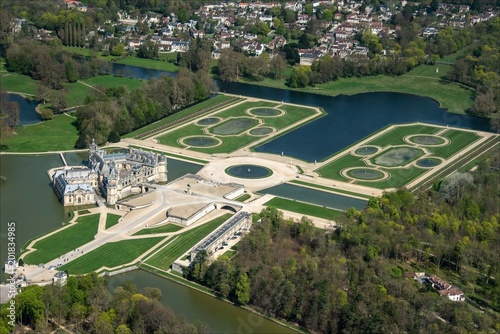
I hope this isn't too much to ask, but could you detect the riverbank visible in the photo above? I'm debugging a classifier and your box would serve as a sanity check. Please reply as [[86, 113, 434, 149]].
[[232, 63, 474, 115]]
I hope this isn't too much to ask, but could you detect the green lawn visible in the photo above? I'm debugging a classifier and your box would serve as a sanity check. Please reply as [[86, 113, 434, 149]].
[[0, 64, 38, 95], [214, 101, 278, 119], [366, 125, 441, 148], [1, 114, 79, 152], [234, 194, 251, 202], [264, 197, 344, 220], [23, 214, 100, 264], [133, 223, 184, 235], [105, 214, 121, 229], [145, 214, 231, 269], [156, 99, 319, 154], [405, 64, 451, 78], [124, 94, 236, 138], [59, 237, 165, 274], [356, 166, 428, 189], [114, 56, 179, 73], [316, 154, 366, 180], [63, 75, 145, 107], [428, 129, 481, 159]]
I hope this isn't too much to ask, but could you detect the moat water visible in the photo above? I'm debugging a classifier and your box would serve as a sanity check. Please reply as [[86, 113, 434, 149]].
[[6, 93, 41, 125]]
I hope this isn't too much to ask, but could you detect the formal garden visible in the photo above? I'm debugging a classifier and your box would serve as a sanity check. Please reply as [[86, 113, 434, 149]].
[[155, 99, 320, 154], [316, 123, 483, 189]]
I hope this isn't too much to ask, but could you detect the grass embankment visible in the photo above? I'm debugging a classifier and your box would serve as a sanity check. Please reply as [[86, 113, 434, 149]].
[[0, 113, 79, 152], [105, 214, 122, 229], [133, 223, 184, 235], [234, 194, 251, 202], [124, 94, 235, 138], [145, 214, 231, 269], [59, 237, 165, 274], [23, 214, 100, 264], [290, 180, 372, 199], [240, 63, 474, 114], [264, 197, 344, 220]]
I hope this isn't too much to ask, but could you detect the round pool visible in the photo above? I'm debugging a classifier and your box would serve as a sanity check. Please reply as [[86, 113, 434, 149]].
[[197, 117, 220, 126], [354, 146, 378, 155], [182, 136, 220, 147], [248, 108, 282, 117], [347, 168, 386, 180], [249, 127, 274, 136], [416, 157, 442, 168], [407, 135, 446, 146], [225, 165, 273, 179]]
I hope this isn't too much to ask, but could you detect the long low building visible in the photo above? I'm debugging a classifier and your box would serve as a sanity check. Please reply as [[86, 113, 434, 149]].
[[190, 212, 251, 260]]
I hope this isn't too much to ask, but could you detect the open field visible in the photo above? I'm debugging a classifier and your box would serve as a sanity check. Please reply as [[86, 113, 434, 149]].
[[240, 66, 475, 114], [264, 197, 344, 220], [133, 223, 184, 235], [23, 214, 100, 264], [114, 56, 179, 72], [105, 214, 122, 229], [59, 237, 165, 274], [145, 214, 231, 269], [0, 66, 38, 96], [0, 114, 79, 152], [156, 99, 318, 154], [317, 124, 484, 189]]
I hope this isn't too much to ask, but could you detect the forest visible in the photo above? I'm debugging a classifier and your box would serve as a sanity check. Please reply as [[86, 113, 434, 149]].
[[184, 150, 500, 333], [0, 273, 209, 333]]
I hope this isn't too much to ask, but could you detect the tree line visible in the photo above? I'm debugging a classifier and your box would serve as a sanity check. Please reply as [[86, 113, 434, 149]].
[[74, 67, 215, 148], [0, 273, 209, 333], [184, 150, 500, 333]]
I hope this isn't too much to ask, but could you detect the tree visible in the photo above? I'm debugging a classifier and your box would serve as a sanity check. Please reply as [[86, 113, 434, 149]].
[[137, 40, 159, 59], [235, 273, 251, 305], [269, 54, 287, 79], [111, 43, 125, 57], [288, 66, 312, 88]]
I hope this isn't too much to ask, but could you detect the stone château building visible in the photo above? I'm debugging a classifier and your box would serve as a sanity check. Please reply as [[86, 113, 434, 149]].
[[52, 140, 167, 206]]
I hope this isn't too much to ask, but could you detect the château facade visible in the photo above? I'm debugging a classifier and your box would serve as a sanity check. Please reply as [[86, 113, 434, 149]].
[[52, 140, 167, 206]]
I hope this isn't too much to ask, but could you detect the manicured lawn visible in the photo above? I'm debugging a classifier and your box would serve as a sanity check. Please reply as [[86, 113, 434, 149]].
[[234, 194, 251, 202], [59, 237, 165, 274], [114, 56, 179, 73], [366, 124, 441, 148], [157, 124, 206, 147], [356, 166, 428, 189], [214, 101, 278, 119], [133, 223, 184, 235], [316, 154, 366, 180], [428, 129, 480, 159], [156, 99, 319, 154], [1, 114, 79, 152], [145, 214, 231, 269], [223, 249, 237, 258], [124, 94, 236, 138], [290, 180, 372, 199], [23, 214, 100, 264], [105, 214, 122, 229], [316, 125, 482, 189], [264, 197, 344, 220], [406, 64, 451, 78]]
